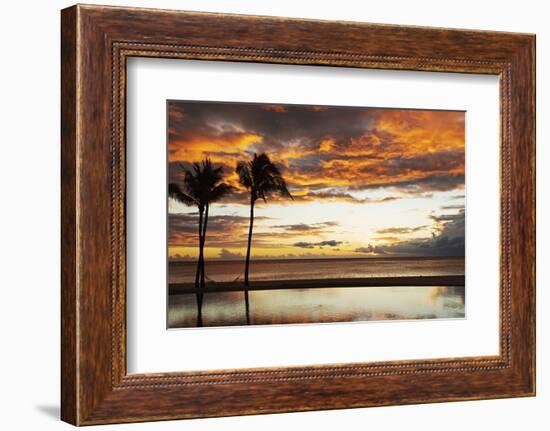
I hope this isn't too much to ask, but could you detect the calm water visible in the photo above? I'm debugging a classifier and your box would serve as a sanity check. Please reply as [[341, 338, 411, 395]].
[[168, 286, 465, 328], [168, 257, 465, 284], [167, 257, 465, 328]]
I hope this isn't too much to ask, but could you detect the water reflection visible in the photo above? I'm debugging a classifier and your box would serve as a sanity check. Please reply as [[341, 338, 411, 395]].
[[168, 285, 465, 329]]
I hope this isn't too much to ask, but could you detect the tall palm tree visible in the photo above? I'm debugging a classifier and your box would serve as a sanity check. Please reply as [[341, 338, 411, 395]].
[[169, 158, 233, 326], [236, 153, 293, 323]]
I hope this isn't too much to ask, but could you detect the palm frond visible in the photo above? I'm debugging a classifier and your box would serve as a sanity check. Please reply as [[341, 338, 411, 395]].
[[210, 183, 235, 202], [236, 160, 253, 189], [168, 183, 196, 206], [237, 152, 293, 203]]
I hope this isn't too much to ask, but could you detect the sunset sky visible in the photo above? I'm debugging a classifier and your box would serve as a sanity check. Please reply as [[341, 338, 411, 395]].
[[167, 101, 465, 260]]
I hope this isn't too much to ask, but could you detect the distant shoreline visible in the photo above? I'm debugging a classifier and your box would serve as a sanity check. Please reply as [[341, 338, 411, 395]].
[[168, 275, 465, 295], [169, 256, 466, 265]]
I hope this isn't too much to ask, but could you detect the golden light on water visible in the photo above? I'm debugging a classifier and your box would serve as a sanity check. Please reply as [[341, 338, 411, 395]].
[[168, 286, 465, 328]]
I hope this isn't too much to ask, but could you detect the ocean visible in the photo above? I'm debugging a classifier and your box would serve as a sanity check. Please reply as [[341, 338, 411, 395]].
[[168, 256, 465, 284], [167, 257, 465, 328]]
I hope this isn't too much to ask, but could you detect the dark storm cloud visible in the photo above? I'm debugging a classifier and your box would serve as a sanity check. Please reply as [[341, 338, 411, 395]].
[[381, 149, 464, 177], [273, 221, 338, 232], [293, 240, 343, 249], [430, 212, 463, 223], [376, 226, 428, 235], [168, 100, 375, 149], [355, 173, 465, 193], [355, 210, 465, 257], [441, 204, 465, 210], [168, 213, 273, 248], [292, 189, 401, 204], [250, 221, 339, 241], [168, 101, 465, 198]]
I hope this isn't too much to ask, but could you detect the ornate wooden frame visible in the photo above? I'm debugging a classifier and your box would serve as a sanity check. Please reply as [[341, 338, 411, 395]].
[[61, 4, 535, 425]]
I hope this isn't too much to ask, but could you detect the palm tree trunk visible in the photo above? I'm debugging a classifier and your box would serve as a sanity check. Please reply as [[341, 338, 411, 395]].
[[243, 198, 255, 324], [195, 208, 204, 327], [195, 209, 203, 289], [200, 204, 209, 290]]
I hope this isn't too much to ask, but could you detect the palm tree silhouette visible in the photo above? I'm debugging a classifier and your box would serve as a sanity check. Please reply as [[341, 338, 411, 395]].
[[169, 158, 233, 326], [236, 153, 293, 323]]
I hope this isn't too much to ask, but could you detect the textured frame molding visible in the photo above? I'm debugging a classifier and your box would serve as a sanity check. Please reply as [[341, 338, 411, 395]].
[[61, 4, 535, 425]]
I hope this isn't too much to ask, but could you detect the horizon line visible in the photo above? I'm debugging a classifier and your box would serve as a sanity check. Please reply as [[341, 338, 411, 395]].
[[168, 255, 465, 262]]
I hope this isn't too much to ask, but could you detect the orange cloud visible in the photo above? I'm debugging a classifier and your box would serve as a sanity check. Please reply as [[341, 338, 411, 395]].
[[371, 109, 465, 156], [319, 137, 335, 152], [168, 104, 465, 204], [168, 132, 263, 164]]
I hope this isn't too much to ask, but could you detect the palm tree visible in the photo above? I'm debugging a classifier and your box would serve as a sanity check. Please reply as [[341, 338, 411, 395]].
[[169, 158, 233, 326], [236, 153, 293, 323]]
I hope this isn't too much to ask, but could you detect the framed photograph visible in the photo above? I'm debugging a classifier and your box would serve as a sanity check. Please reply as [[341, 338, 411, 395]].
[[165, 100, 467, 329], [61, 4, 535, 425]]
